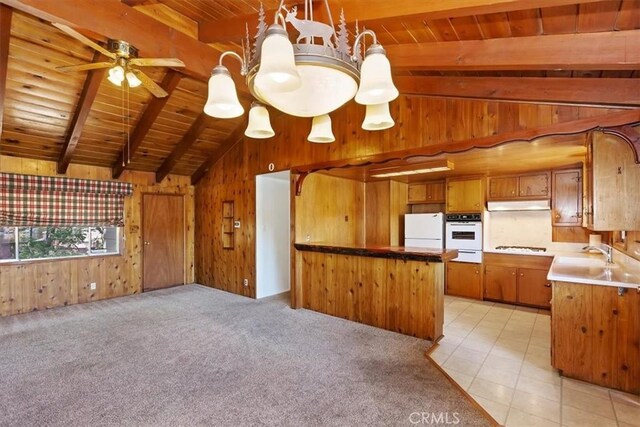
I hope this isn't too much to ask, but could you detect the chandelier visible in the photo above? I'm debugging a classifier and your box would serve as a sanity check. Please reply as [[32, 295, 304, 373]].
[[203, 0, 399, 142]]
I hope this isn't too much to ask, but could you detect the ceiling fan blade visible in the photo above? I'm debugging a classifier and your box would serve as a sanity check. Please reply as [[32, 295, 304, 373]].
[[128, 58, 185, 67], [56, 62, 114, 72], [52, 23, 116, 60], [132, 69, 169, 98]]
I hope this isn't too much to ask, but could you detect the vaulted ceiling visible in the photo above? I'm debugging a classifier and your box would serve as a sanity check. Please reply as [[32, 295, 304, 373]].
[[0, 0, 638, 182]]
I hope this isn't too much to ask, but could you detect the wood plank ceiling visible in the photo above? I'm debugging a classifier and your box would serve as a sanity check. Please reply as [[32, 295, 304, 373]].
[[0, 0, 638, 181]]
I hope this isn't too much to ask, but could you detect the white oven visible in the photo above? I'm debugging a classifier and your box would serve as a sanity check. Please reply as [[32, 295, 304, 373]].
[[445, 213, 483, 263]]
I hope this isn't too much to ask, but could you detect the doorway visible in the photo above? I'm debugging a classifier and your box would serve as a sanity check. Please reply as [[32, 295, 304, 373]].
[[142, 193, 185, 291], [256, 171, 291, 299]]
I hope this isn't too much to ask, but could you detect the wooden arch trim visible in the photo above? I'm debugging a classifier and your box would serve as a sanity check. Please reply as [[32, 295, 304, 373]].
[[292, 110, 640, 194]]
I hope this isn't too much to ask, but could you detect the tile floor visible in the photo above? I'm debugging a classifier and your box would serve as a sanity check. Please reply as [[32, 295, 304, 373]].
[[429, 295, 640, 427]]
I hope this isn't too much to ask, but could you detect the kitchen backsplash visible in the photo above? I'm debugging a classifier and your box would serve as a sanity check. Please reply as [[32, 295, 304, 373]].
[[484, 210, 553, 248]]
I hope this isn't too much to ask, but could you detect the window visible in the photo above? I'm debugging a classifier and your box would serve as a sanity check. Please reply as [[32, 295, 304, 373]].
[[0, 226, 120, 262]]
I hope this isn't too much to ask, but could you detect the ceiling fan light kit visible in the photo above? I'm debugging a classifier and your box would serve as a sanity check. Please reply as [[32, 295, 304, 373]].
[[52, 23, 185, 98], [205, 0, 399, 141]]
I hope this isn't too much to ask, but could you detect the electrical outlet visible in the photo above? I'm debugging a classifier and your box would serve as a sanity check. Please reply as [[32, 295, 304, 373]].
[[306, 234, 311, 242], [243, 278, 249, 287], [89, 282, 97, 291]]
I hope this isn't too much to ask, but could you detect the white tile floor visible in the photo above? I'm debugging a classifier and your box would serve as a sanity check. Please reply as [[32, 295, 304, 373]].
[[429, 295, 640, 427]]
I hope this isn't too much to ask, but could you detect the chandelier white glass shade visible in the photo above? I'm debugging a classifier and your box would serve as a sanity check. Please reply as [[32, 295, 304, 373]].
[[204, 64, 244, 119], [203, 0, 399, 141], [125, 71, 142, 88], [308, 114, 335, 143], [355, 45, 399, 105], [362, 102, 394, 131], [254, 24, 302, 94], [244, 103, 275, 139]]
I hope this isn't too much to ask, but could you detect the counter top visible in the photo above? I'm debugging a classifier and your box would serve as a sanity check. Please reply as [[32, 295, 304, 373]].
[[547, 252, 640, 290], [294, 243, 458, 263]]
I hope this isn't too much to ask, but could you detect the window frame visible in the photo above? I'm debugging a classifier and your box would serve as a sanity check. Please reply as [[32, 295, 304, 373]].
[[0, 226, 122, 264]]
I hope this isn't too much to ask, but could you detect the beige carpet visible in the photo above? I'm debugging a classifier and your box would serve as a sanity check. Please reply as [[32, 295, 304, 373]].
[[0, 284, 490, 426]]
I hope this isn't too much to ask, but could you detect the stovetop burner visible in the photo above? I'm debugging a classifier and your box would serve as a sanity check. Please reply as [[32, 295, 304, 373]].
[[495, 245, 547, 253]]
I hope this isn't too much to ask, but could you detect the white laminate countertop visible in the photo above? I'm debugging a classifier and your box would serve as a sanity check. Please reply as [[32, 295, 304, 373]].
[[547, 252, 640, 290]]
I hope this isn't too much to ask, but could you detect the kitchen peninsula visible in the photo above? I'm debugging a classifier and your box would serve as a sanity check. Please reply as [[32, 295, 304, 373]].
[[295, 243, 458, 341]]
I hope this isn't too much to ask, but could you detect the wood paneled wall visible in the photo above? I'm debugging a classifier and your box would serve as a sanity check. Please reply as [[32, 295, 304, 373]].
[[0, 156, 195, 317], [295, 173, 365, 247], [365, 180, 408, 246], [194, 96, 628, 298]]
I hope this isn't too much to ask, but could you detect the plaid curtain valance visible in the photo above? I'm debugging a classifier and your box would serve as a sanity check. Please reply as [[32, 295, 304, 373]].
[[0, 173, 134, 227]]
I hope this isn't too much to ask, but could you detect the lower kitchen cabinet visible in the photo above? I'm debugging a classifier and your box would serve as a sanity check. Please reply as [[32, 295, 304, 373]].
[[518, 268, 552, 307], [483, 253, 553, 308], [552, 281, 640, 394], [446, 261, 482, 299], [484, 265, 517, 303]]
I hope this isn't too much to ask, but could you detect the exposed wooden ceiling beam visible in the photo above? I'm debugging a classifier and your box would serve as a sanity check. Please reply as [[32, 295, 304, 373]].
[[112, 70, 182, 179], [387, 30, 640, 70], [156, 112, 211, 183], [0, 4, 12, 138], [57, 52, 105, 174], [395, 76, 640, 108], [0, 0, 237, 83], [198, 0, 605, 43], [191, 121, 246, 185]]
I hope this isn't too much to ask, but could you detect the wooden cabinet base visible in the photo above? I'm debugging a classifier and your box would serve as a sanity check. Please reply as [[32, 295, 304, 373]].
[[297, 251, 444, 341], [552, 282, 640, 394]]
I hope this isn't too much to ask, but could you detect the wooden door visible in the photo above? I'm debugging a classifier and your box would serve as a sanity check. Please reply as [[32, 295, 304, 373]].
[[446, 261, 482, 299], [425, 181, 446, 203], [488, 176, 518, 200], [484, 265, 517, 302], [552, 283, 592, 379], [552, 169, 582, 226], [447, 179, 482, 213], [518, 268, 551, 308], [519, 172, 550, 198], [407, 183, 426, 203], [143, 194, 185, 291]]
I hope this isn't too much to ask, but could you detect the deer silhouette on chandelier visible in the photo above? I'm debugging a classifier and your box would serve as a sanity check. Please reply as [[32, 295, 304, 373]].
[[283, 5, 336, 53]]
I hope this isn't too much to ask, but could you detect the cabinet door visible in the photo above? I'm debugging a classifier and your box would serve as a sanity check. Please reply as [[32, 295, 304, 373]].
[[518, 268, 552, 308], [447, 179, 483, 213], [484, 265, 517, 303], [425, 181, 446, 203], [408, 184, 427, 203], [552, 169, 582, 226], [446, 261, 482, 299], [551, 283, 593, 379], [488, 176, 518, 200], [519, 173, 550, 198]]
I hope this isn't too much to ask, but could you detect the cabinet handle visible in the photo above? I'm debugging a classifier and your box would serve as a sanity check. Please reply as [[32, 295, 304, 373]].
[[555, 213, 561, 219], [475, 270, 479, 274], [545, 283, 551, 288], [520, 273, 524, 277], [511, 191, 515, 194], [511, 272, 516, 275]]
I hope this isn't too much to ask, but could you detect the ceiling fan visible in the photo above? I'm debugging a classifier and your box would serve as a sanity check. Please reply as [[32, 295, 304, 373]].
[[52, 23, 185, 98]]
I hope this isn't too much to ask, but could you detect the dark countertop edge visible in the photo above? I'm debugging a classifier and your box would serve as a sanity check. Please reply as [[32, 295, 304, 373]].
[[294, 243, 457, 263]]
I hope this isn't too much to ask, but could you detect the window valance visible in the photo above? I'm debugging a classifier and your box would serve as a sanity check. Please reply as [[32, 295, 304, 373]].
[[0, 173, 133, 227]]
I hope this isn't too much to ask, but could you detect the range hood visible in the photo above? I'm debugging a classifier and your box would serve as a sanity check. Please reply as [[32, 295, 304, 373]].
[[487, 199, 551, 211]]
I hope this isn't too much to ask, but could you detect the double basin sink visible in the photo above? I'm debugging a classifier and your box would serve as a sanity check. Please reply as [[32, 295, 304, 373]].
[[547, 254, 640, 289]]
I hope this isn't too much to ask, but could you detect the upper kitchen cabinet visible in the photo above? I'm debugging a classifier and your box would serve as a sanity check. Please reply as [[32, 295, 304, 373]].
[[487, 172, 550, 201], [446, 177, 484, 213], [584, 132, 640, 231], [408, 181, 446, 204], [552, 169, 583, 227]]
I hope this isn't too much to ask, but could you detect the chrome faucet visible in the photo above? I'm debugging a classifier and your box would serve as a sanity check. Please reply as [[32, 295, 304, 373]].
[[582, 243, 614, 265]]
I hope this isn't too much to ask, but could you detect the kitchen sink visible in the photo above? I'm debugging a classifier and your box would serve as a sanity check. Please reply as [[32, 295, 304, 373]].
[[553, 256, 618, 268]]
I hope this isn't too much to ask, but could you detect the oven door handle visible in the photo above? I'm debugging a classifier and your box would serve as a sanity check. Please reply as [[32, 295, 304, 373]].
[[448, 223, 480, 226], [457, 250, 478, 254]]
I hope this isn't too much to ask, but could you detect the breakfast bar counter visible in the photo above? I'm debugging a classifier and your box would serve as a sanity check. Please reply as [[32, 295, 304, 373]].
[[294, 243, 458, 341]]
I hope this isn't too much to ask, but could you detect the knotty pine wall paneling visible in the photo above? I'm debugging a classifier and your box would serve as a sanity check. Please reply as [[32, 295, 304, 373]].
[[0, 156, 195, 317], [195, 96, 628, 298]]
